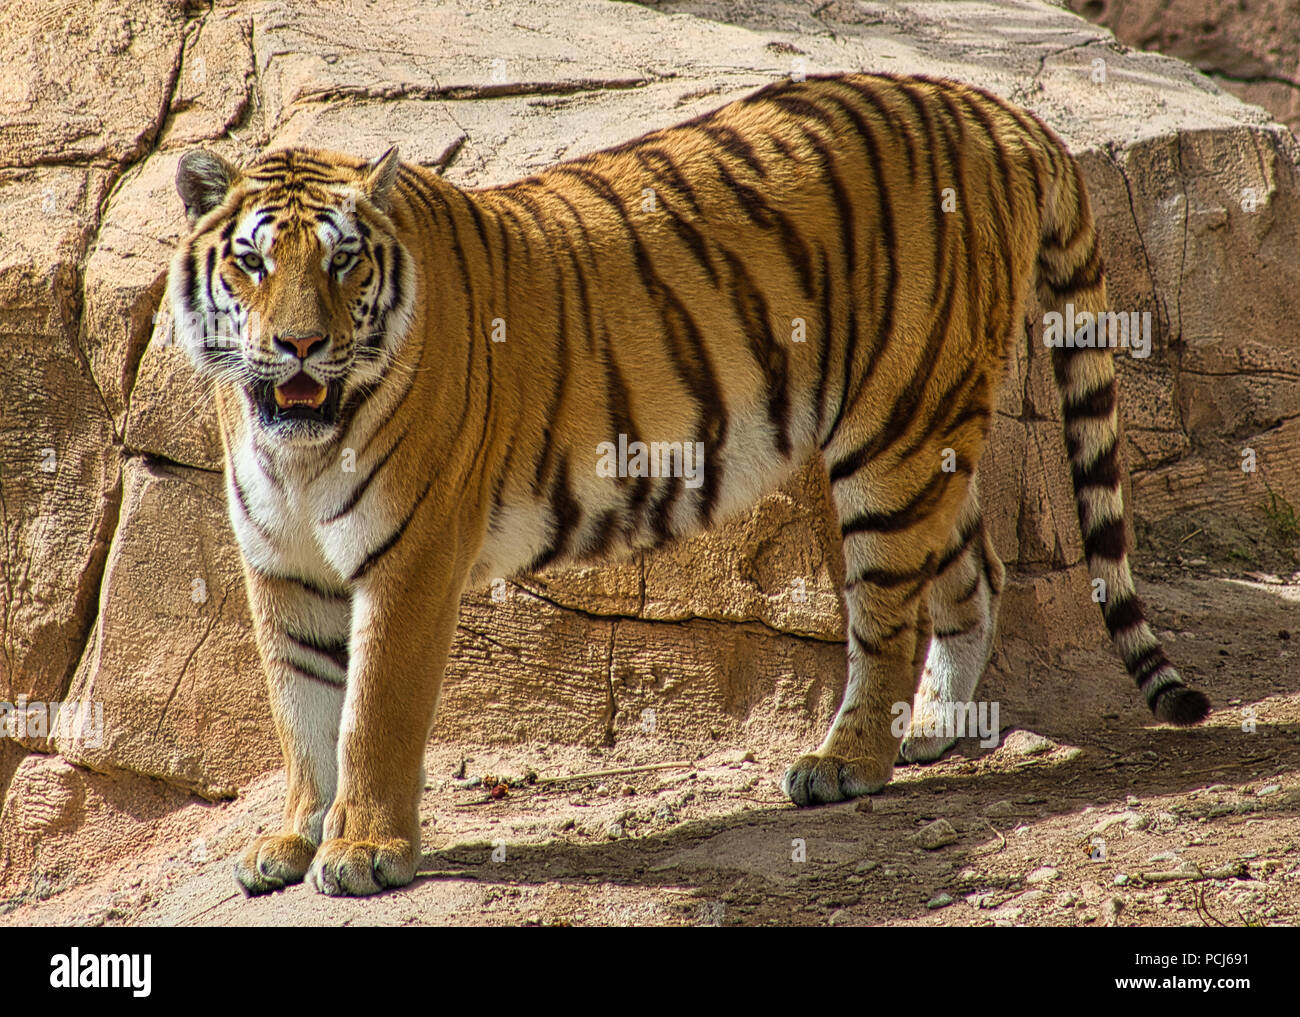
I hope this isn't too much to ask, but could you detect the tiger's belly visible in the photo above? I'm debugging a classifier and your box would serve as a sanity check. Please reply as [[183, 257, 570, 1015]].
[[469, 402, 816, 590]]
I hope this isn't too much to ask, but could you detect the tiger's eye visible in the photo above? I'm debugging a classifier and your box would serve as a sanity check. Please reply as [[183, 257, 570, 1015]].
[[239, 251, 263, 273], [332, 250, 353, 269]]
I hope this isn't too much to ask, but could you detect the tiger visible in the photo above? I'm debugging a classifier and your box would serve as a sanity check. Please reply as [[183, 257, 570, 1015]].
[[167, 71, 1211, 898]]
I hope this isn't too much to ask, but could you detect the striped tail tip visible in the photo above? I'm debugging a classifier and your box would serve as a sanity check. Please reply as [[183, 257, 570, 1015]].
[[1152, 685, 1211, 726]]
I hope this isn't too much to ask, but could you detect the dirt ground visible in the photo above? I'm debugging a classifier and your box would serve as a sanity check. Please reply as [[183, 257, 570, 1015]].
[[2, 559, 1298, 928]]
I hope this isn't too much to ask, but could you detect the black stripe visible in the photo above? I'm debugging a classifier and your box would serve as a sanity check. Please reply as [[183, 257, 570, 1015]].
[[852, 618, 909, 655], [277, 658, 346, 688], [286, 632, 349, 673], [228, 467, 274, 541], [951, 568, 982, 606], [887, 364, 987, 468], [894, 80, 948, 308], [635, 148, 705, 219], [934, 622, 977, 639], [551, 165, 729, 524], [820, 303, 858, 452], [707, 155, 816, 299], [1128, 644, 1170, 686], [811, 247, 834, 440], [251, 566, 350, 602], [718, 247, 791, 458], [1042, 240, 1104, 297], [1103, 593, 1145, 639], [936, 515, 981, 576], [1072, 443, 1121, 493], [1083, 516, 1127, 562], [585, 509, 621, 559], [1064, 381, 1116, 419], [841, 464, 968, 537], [846, 561, 932, 591], [601, 343, 654, 531], [837, 77, 918, 180], [322, 430, 407, 523], [529, 458, 583, 572], [702, 124, 768, 178], [530, 268, 570, 496], [204, 246, 218, 314], [349, 473, 435, 582]]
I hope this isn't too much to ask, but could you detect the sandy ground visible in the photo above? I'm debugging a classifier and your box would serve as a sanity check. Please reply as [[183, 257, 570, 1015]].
[[2, 563, 1298, 927]]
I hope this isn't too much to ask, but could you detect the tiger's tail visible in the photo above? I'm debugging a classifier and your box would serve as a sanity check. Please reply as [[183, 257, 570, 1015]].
[[1035, 156, 1210, 726]]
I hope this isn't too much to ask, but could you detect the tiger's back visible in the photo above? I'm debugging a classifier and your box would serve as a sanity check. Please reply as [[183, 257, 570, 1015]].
[[470, 73, 1046, 580], [168, 71, 1208, 898]]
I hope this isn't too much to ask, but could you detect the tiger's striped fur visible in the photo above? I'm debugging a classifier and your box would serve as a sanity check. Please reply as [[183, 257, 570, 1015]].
[[168, 72, 1209, 898]]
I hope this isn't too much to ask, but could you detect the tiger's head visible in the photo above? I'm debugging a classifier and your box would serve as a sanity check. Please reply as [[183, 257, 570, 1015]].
[[167, 146, 415, 446]]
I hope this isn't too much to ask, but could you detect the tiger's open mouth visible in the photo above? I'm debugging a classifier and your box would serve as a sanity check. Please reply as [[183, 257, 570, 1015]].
[[253, 372, 342, 429]]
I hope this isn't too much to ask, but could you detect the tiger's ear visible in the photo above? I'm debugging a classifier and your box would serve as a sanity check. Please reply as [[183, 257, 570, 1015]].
[[176, 150, 240, 223], [363, 146, 401, 211]]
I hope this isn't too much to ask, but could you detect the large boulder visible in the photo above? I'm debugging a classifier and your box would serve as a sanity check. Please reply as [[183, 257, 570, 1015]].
[[1071, 0, 1300, 134]]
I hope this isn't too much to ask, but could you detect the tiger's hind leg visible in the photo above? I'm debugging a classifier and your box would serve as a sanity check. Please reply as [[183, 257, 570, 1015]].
[[899, 483, 1005, 763], [783, 447, 973, 806]]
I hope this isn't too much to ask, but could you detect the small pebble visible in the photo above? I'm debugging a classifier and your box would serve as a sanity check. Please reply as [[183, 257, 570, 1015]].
[[911, 818, 958, 850], [1001, 730, 1056, 756]]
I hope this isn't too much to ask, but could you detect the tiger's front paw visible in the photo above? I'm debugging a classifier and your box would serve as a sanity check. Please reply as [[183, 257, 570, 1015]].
[[234, 833, 318, 896], [782, 753, 892, 806], [306, 837, 417, 897]]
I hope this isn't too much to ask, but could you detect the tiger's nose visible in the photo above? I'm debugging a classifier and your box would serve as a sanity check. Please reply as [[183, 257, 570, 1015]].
[[275, 334, 327, 360]]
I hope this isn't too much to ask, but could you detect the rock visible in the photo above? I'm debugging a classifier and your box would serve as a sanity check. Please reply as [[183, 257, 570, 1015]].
[[1026, 866, 1059, 884], [58, 457, 278, 798], [911, 819, 959, 850], [1001, 731, 1057, 756], [0, 753, 193, 900], [1072, 0, 1300, 133], [1092, 811, 1147, 835], [926, 893, 955, 909]]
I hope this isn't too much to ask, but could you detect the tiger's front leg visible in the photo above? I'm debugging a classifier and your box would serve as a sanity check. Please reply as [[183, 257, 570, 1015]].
[[305, 523, 470, 897], [234, 566, 351, 896]]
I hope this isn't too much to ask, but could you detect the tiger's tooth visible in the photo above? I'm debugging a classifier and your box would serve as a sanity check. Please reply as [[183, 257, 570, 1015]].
[[274, 386, 288, 408], [309, 385, 327, 408]]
